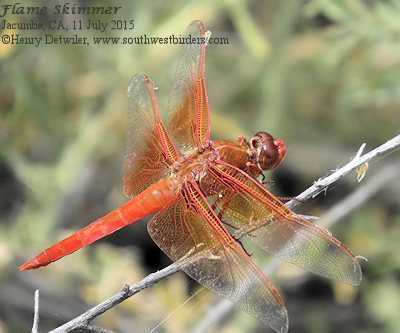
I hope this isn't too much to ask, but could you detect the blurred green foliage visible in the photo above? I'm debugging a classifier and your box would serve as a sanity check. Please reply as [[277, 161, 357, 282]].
[[1, 0, 399, 332]]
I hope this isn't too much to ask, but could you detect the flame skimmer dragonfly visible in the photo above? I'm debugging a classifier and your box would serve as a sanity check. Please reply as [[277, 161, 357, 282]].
[[20, 21, 362, 333]]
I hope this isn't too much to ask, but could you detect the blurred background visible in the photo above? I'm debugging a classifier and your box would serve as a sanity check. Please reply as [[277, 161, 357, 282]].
[[1, 0, 399, 332]]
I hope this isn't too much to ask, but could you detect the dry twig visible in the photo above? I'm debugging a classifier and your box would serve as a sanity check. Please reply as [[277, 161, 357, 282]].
[[32, 290, 40, 333]]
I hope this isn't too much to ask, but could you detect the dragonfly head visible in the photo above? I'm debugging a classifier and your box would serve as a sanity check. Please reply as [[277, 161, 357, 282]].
[[250, 131, 286, 171]]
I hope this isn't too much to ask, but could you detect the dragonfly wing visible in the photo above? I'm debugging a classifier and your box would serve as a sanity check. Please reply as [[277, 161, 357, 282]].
[[123, 73, 179, 198], [202, 161, 362, 286], [147, 181, 288, 333], [167, 20, 211, 153]]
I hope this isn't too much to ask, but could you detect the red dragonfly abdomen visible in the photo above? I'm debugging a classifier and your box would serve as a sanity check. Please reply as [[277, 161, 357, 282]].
[[20, 178, 177, 271]]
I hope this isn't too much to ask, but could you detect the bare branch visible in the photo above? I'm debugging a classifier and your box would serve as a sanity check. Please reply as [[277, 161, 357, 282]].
[[32, 290, 40, 333], [49, 263, 181, 333], [84, 324, 116, 333], [286, 134, 400, 210], [319, 159, 399, 228], [46, 134, 400, 333]]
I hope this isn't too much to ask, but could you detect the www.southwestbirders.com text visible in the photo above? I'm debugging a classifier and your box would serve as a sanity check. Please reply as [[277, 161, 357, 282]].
[[1, 34, 229, 47]]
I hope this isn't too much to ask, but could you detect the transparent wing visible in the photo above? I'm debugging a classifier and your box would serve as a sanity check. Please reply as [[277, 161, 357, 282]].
[[148, 181, 288, 333], [167, 20, 211, 153], [201, 160, 362, 286], [123, 73, 179, 198]]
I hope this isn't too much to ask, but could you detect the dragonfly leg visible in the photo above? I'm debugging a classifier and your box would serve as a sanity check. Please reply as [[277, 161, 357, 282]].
[[235, 236, 253, 257], [277, 196, 305, 203]]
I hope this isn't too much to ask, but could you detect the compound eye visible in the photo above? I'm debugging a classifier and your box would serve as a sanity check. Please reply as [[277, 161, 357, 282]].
[[258, 139, 280, 171], [251, 131, 285, 171], [251, 131, 274, 149]]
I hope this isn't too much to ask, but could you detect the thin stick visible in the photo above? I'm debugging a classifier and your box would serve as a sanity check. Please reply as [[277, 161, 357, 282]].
[[319, 159, 399, 228], [49, 263, 181, 333], [32, 290, 40, 333], [287, 135, 400, 210], [85, 324, 116, 333], [45, 134, 400, 333]]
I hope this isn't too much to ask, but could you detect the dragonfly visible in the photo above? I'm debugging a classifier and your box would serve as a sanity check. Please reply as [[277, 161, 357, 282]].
[[20, 21, 362, 333]]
